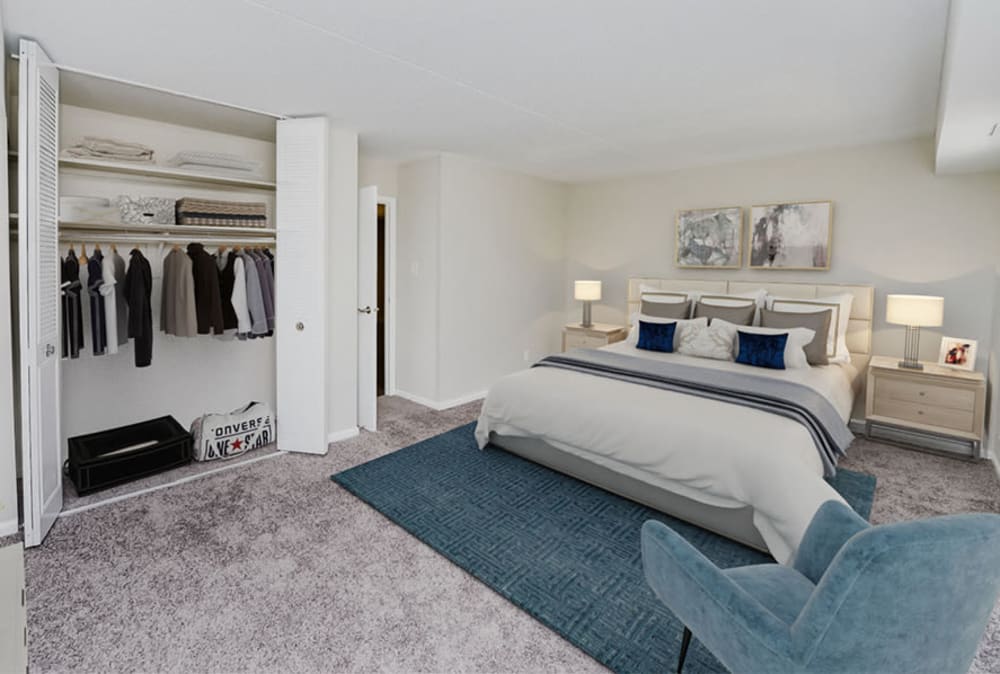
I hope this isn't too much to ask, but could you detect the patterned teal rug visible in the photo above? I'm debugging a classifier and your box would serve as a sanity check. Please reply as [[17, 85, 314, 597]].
[[331, 422, 876, 674]]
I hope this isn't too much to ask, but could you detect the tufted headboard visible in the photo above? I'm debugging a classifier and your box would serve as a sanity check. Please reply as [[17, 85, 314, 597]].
[[626, 277, 875, 373]]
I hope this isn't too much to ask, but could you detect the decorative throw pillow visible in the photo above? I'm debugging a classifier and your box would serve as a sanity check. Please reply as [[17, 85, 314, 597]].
[[694, 301, 755, 326], [736, 331, 789, 369], [676, 321, 737, 361], [760, 308, 831, 366], [641, 299, 691, 319], [627, 315, 707, 349], [727, 322, 816, 369], [636, 320, 677, 352]]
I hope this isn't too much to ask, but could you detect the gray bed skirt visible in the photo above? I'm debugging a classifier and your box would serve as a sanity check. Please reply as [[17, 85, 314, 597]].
[[489, 432, 769, 553]]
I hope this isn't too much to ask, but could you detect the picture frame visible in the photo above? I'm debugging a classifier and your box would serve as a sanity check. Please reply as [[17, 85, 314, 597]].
[[675, 206, 743, 269], [938, 337, 977, 371], [748, 200, 832, 270]]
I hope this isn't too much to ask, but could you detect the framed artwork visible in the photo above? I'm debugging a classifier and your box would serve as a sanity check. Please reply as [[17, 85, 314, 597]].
[[938, 337, 977, 371], [675, 206, 743, 268], [749, 200, 832, 270]]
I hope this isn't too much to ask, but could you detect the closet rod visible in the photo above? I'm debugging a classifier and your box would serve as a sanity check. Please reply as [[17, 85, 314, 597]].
[[58, 233, 276, 246]]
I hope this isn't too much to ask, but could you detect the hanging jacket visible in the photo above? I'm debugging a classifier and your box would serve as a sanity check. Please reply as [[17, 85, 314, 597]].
[[161, 248, 198, 337], [87, 250, 107, 355], [187, 243, 225, 335], [218, 251, 238, 331], [61, 251, 84, 358], [111, 250, 129, 346], [124, 249, 153, 367], [248, 250, 274, 335]]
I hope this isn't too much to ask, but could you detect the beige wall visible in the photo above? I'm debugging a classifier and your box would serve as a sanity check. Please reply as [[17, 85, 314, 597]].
[[359, 157, 399, 198], [565, 138, 1000, 372], [396, 154, 567, 405]]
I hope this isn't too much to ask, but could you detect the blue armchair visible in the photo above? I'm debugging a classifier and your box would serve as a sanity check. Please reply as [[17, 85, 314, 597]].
[[641, 500, 1000, 673]]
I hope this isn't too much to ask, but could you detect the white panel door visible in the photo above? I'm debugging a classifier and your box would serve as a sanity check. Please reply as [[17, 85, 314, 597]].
[[18, 40, 61, 547], [357, 186, 378, 431], [275, 117, 329, 454]]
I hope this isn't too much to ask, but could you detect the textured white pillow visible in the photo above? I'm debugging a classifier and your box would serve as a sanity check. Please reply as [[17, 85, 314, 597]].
[[639, 284, 694, 304], [627, 313, 707, 348], [769, 293, 854, 363], [725, 321, 816, 369], [676, 320, 737, 361]]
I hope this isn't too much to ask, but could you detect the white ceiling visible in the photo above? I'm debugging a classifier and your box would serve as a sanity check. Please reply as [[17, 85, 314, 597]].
[[2, 0, 952, 182]]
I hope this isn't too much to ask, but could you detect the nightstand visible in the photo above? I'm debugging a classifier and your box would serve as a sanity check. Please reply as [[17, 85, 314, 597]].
[[865, 355, 986, 456], [562, 322, 627, 351]]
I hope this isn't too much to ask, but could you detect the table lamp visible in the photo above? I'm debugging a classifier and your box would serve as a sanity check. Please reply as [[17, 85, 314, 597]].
[[886, 294, 944, 370], [574, 280, 601, 328]]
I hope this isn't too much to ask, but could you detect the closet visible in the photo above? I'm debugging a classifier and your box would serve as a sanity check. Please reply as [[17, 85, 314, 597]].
[[15, 39, 330, 547]]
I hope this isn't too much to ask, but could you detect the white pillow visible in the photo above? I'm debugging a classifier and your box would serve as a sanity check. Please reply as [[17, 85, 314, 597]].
[[724, 321, 816, 369], [768, 293, 854, 363], [627, 313, 708, 349], [698, 289, 767, 308], [676, 320, 737, 361]]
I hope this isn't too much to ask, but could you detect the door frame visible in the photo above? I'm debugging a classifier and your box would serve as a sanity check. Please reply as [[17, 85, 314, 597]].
[[378, 196, 398, 396]]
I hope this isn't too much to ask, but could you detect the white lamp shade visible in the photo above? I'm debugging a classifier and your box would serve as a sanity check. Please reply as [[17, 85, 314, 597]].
[[885, 294, 944, 327], [574, 280, 602, 301]]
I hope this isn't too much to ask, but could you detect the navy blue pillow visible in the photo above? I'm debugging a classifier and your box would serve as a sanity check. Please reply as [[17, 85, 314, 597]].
[[637, 320, 677, 352], [736, 331, 788, 369]]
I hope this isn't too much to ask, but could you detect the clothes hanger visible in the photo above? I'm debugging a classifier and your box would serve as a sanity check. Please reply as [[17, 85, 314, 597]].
[[79, 244, 88, 265], [111, 243, 117, 253]]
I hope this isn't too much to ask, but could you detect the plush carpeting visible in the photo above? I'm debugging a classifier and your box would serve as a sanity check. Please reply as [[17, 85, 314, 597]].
[[22, 397, 1000, 672], [332, 423, 876, 673]]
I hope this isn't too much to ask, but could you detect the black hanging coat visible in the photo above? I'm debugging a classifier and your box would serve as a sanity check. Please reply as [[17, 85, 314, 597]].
[[123, 249, 153, 367], [187, 243, 225, 335]]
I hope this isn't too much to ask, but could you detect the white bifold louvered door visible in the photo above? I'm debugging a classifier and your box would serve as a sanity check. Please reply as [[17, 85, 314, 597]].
[[275, 117, 329, 454], [18, 40, 62, 547]]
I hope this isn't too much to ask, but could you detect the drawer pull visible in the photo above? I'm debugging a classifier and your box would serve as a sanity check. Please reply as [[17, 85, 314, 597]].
[[918, 391, 925, 396], [917, 410, 924, 415]]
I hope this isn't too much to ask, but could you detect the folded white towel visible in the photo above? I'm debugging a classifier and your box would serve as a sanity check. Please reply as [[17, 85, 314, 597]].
[[167, 151, 262, 173]]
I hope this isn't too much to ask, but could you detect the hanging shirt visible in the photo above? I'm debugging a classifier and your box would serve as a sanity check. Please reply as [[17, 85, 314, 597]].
[[124, 249, 153, 367], [231, 255, 252, 339], [161, 248, 198, 337], [61, 250, 84, 358], [100, 254, 119, 355], [187, 243, 225, 335], [111, 250, 129, 346], [87, 250, 107, 356], [241, 252, 268, 337], [248, 250, 274, 335]]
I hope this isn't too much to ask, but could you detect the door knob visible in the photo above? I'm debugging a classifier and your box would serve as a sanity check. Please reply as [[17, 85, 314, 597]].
[[358, 306, 372, 314], [295, 322, 304, 331]]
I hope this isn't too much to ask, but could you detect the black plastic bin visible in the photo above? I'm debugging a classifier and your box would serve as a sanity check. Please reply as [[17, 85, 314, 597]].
[[67, 416, 194, 495]]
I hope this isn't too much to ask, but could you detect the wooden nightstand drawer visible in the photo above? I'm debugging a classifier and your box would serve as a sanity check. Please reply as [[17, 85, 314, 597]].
[[564, 333, 608, 350], [872, 398, 975, 434], [875, 376, 975, 410]]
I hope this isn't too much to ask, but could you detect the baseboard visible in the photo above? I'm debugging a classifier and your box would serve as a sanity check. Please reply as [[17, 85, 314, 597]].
[[0, 517, 17, 538], [394, 389, 487, 412], [327, 427, 360, 444]]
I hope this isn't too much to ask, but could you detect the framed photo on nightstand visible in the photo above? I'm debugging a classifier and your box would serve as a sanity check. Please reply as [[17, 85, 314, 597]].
[[938, 337, 977, 371]]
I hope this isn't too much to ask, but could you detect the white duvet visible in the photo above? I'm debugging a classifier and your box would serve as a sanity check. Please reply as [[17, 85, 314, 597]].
[[475, 341, 858, 563]]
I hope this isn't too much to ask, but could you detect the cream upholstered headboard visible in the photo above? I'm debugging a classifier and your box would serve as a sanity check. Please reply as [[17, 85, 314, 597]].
[[626, 277, 875, 371]]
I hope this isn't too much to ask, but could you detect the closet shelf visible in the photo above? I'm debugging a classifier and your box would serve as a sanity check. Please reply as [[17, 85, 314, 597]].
[[59, 220, 276, 237], [59, 157, 277, 190]]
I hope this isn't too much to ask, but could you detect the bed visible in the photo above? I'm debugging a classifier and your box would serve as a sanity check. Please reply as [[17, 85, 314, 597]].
[[475, 278, 874, 563]]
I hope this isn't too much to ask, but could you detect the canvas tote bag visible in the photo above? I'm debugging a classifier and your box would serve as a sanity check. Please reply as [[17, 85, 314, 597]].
[[190, 401, 275, 461]]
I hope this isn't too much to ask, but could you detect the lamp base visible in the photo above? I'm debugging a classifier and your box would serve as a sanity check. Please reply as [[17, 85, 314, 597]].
[[580, 301, 593, 328], [898, 360, 924, 371]]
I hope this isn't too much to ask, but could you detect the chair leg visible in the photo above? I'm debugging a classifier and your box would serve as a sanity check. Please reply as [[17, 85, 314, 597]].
[[677, 626, 692, 673]]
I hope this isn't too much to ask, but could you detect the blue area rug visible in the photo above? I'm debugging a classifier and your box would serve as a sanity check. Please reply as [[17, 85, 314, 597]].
[[332, 422, 876, 674]]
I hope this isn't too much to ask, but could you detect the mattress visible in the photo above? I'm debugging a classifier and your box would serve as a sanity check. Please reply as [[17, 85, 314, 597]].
[[475, 342, 857, 563]]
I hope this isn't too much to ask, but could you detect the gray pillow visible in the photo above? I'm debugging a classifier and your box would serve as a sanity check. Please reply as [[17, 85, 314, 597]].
[[760, 308, 832, 366], [641, 299, 691, 319], [694, 301, 755, 326]]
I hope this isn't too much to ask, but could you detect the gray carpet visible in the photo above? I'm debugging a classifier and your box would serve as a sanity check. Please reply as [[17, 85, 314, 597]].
[[23, 397, 1000, 673]]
